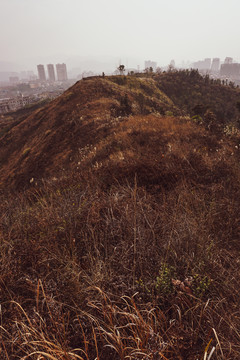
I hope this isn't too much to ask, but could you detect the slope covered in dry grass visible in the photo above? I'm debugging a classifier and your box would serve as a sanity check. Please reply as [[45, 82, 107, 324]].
[[0, 76, 177, 191], [0, 75, 240, 359]]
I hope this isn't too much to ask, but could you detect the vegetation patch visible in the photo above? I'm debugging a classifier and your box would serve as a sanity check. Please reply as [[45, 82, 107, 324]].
[[0, 73, 240, 358]]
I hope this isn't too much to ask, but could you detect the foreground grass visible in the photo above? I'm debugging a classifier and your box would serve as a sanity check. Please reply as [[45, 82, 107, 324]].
[[0, 115, 240, 359]]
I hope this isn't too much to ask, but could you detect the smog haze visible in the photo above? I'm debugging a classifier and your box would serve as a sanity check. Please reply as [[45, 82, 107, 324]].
[[1, 0, 240, 71]]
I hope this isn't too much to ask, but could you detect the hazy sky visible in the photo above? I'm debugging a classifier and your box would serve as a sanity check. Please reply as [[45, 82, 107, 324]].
[[1, 0, 240, 71]]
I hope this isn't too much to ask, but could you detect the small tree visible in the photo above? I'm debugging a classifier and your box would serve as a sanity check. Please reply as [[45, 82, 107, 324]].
[[118, 65, 125, 75]]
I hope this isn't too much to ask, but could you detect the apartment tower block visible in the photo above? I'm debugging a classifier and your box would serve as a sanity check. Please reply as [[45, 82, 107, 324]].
[[47, 64, 56, 82], [37, 64, 46, 82], [56, 63, 68, 81]]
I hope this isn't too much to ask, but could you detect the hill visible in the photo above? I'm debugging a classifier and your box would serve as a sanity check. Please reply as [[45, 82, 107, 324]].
[[0, 76, 177, 190], [155, 69, 240, 127], [0, 73, 240, 359]]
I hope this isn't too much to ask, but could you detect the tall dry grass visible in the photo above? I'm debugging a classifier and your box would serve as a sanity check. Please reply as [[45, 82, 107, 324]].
[[0, 115, 240, 359]]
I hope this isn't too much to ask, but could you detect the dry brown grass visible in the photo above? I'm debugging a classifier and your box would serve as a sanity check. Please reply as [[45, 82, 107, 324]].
[[0, 77, 240, 359]]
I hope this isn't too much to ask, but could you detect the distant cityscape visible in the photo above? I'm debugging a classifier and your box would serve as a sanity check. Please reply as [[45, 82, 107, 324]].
[[191, 57, 240, 82], [1, 56, 240, 115], [144, 57, 240, 85], [0, 62, 72, 115]]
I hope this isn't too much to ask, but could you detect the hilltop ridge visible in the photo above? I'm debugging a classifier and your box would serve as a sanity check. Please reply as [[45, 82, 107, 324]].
[[1, 72, 240, 191]]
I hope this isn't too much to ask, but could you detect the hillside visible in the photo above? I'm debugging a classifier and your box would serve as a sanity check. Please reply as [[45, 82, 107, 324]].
[[0, 99, 50, 137], [155, 69, 240, 126], [0, 73, 240, 359], [0, 76, 177, 190]]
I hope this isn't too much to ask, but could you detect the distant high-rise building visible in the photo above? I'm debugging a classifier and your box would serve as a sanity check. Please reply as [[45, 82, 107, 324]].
[[220, 63, 240, 78], [211, 58, 220, 72], [9, 76, 19, 84], [20, 71, 27, 80], [144, 60, 157, 71], [56, 63, 68, 81], [20, 71, 35, 81], [37, 64, 46, 82], [224, 57, 233, 64], [47, 64, 56, 82], [204, 58, 211, 70], [192, 58, 211, 71], [27, 71, 34, 78]]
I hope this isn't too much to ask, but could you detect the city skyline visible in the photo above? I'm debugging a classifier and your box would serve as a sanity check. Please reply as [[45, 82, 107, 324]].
[[2, 55, 240, 84]]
